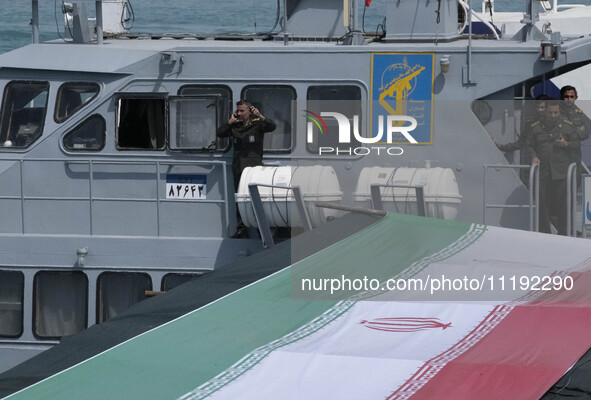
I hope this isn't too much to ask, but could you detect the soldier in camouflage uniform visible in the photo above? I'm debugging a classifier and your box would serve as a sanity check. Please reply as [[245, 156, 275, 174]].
[[527, 101, 580, 235], [496, 94, 551, 154], [217, 100, 276, 238], [217, 100, 276, 191], [560, 85, 589, 186]]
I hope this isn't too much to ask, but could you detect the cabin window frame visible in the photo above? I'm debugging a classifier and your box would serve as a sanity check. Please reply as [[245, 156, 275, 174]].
[[168, 95, 221, 152], [54, 82, 100, 124], [96, 271, 152, 324], [0, 80, 50, 149], [305, 84, 363, 154], [177, 85, 233, 152], [240, 85, 296, 153], [115, 95, 167, 151], [62, 114, 107, 152], [32, 270, 89, 340], [0, 270, 25, 338]]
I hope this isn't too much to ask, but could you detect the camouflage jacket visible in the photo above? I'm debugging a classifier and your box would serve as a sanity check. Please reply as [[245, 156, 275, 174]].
[[526, 118, 579, 180]]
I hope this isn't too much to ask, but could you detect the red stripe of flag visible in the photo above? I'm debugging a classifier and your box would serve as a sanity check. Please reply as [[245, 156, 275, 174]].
[[407, 304, 591, 399], [393, 270, 591, 399]]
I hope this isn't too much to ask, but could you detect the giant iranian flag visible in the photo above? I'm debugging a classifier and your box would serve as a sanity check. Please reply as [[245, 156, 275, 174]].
[[5, 213, 591, 400]]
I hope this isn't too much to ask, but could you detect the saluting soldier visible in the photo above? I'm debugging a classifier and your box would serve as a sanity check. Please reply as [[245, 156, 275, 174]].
[[560, 85, 590, 186], [527, 100, 580, 235]]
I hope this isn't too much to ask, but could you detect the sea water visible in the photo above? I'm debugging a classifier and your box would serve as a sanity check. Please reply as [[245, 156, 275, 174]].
[[1, 0, 590, 55]]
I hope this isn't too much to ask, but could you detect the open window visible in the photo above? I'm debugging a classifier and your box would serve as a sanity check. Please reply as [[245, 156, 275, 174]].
[[0, 81, 49, 148], [116, 97, 166, 150], [241, 85, 295, 152], [63, 114, 106, 151], [55, 82, 100, 123]]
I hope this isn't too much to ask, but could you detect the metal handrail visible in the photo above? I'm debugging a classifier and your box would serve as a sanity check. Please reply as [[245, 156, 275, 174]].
[[529, 163, 540, 232], [369, 183, 427, 217], [483, 164, 539, 231], [3, 158, 229, 236], [566, 162, 577, 237], [458, 0, 500, 40], [247, 183, 312, 249]]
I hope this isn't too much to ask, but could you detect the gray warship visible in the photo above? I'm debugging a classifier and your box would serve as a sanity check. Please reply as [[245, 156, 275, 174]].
[[1, 0, 591, 375]]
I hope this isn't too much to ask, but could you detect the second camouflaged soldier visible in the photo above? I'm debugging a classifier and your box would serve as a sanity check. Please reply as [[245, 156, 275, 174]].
[[527, 100, 580, 235], [560, 85, 589, 185]]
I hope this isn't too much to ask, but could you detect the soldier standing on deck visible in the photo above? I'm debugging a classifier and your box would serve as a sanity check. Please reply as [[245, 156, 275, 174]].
[[217, 100, 276, 191], [217, 100, 276, 237], [560, 85, 589, 185], [496, 94, 551, 154], [527, 100, 580, 235]]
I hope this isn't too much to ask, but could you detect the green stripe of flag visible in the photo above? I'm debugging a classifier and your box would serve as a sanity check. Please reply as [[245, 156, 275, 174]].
[[5, 213, 475, 400]]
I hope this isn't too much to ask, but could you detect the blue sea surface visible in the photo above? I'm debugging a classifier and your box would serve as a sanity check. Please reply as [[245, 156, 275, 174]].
[[0, 0, 590, 54]]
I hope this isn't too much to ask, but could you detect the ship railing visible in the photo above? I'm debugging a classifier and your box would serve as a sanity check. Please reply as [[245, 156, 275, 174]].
[[483, 163, 540, 231], [369, 183, 427, 217], [459, 0, 500, 40], [566, 162, 577, 237], [1, 158, 230, 237], [248, 183, 312, 249]]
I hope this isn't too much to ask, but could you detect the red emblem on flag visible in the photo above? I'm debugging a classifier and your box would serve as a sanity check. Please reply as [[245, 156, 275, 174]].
[[360, 317, 452, 332]]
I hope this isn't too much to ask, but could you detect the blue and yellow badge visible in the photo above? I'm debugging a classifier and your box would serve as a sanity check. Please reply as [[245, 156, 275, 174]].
[[371, 53, 434, 144]]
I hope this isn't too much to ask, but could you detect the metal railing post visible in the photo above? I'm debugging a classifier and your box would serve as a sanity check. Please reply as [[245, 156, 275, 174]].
[[20, 160, 25, 233], [483, 165, 488, 224], [566, 162, 577, 237], [89, 161, 94, 235], [95, 0, 103, 44], [370, 183, 426, 216], [246, 183, 314, 248], [155, 161, 161, 236], [31, 0, 39, 44], [291, 186, 313, 231], [528, 163, 539, 232], [370, 185, 383, 211], [415, 186, 426, 217], [484, 164, 539, 231], [248, 184, 274, 248]]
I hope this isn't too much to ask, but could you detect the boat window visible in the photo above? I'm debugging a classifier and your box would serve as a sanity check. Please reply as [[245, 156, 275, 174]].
[[0, 81, 49, 149], [0, 270, 24, 338], [63, 114, 106, 151], [169, 97, 218, 150], [33, 271, 88, 339], [306, 85, 362, 153], [178, 85, 232, 150], [161, 273, 201, 291], [471, 100, 493, 125], [97, 272, 152, 323], [55, 82, 100, 123], [116, 98, 166, 150], [241, 85, 295, 152]]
